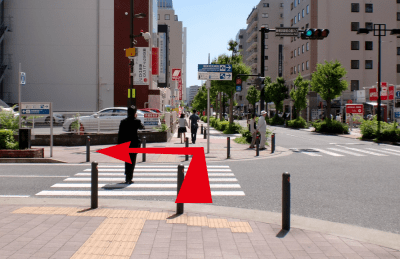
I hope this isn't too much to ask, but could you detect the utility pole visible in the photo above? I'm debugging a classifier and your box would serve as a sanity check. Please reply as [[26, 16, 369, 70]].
[[260, 27, 267, 112], [129, 0, 135, 107]]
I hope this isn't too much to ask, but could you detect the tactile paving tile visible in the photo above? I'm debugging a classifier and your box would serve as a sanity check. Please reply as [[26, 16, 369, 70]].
[[166, 214, 188, 224], [207, 218, 230, 228], [12, 207, 40, 214], [229, 221, 253, 233], [187, 216, 208, 226], [126, 210, 150, 219], [147, 212, 169, 220]]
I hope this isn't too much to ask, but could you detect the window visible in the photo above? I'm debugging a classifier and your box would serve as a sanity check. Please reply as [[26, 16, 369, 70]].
[[239, 96, 242, 101], [351, 22, 359, 31], [265, 34, 268, 39], [265, 56, 268, 60], [397, 47, 400, 55], [351, 41, 359, 50], [294, 0, 297, 7], [298, 13, 300, 21], [294, 16, 297, 24], [291, 2, 293, 10], [174, 15, 178, 21], [158, 14, 160, 20], [294, 66, 296, 74], [294, 49, 297, 57], [302, 9, 305, 18], [280, 24, 284, 27], [265, 45, 268, 49], [302, 45, 304, 53], [397, 64, 400, 73], [397, 12, 400, 21], [280, 3, 284, 7], [291, 51, 293, 58], [298, 47, 300, 55], [365, 22, 373, 30], [302, 63, 305, 71], [239, 35, 243, 39], [365, 41, 373, 50], [351, 60, 359, 69], [365, 4, 373, 13], [306, 61, 309, 70], [280, 13, 284, 18], [165, 14, 170, 20], [365, 60, 373, 69], [298, 65, 300, 73], [262, 13, 269, 18], [306, 42, 309, 51], [351, 80, 359, 91], [305, 23, 309, 29], [265, 66, 268, 71], [306, 5, 309, 14], [351, 3, 359, 12], [263, 3, 269, 7], [298, 0, 300, 4], [291, 67, 293, 74], [291, 19, 294, 26]]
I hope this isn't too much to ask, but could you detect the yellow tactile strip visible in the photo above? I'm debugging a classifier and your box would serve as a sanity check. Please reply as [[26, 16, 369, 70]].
[[13, 207, 253, 258]]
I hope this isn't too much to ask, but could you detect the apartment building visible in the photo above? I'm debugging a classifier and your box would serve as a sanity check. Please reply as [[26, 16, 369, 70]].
[[158, 0, 187, 109], [188, 85, 201, 106], [283, 0, 398, 120]]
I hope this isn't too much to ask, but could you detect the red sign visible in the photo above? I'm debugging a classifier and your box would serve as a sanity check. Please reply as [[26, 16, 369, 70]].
[[347, 100, 353, 104], [389, 86, 395, 100], [381, 82, 388, 100], [236, 78, 242, 85], [346, 104, 364, 114], [144, 113, 159, 118], [152, 48, 159, 75], [203, 111, 205, 116], [172, 69, 181, 81], [178, 78, 182, 100], [369, 88, 378, 101]]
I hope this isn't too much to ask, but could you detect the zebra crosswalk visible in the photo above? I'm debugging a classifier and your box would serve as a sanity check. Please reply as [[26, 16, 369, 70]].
[[289, 145, 400, 158], [35, 165, 245, 197]]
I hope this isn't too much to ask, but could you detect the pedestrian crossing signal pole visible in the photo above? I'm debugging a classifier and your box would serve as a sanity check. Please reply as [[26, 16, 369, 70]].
[[206, 80, 211, 154]]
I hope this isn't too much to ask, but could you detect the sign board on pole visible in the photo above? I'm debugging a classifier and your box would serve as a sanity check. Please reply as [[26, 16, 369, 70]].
[[133, 47, 149, 85], [396, 91, 400, 99], [275, 27, 299, 37], [159, 32, 167, 83], [197, 72, 232, 81], [198, 64, 232, 73], [21, 103, 50, 115], [369, 88, 378, 101], [151, 48, 159, 75], [125, 48, 136, 57], [389, 86, 395, 100], [172, 69, 181, 81], [356, 90, 365, 103], [144, 113, 159, 126], [178, 78, 182, 100], [346, 104, 364, 125], [20, 72, 26, 85], [381, 82, 388, 100]]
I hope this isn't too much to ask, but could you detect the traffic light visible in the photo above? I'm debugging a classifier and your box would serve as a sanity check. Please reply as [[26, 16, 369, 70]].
[[254, 77, 265, 88], [301, 29, 330, 40]]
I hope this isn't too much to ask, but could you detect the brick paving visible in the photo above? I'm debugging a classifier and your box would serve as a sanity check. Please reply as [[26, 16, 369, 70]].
[[0, 205, 399, 259]]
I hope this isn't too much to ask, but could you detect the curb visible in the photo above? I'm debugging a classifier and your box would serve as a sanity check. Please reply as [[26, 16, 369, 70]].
[[0, 158, 66, 163]]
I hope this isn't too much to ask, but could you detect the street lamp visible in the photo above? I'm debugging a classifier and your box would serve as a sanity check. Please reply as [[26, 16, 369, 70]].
[[357, 25, 400, 136], [128, 0, 146, 108]]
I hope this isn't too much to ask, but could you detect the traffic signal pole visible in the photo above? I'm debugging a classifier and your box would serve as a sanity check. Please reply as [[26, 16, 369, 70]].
[[129, 0, 135, 107], [260, 28, 266, 112]]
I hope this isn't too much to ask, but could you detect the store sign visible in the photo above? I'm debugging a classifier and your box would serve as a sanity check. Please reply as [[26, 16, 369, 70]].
[[159, 33, 167, 83], [381, 82, 388, 101], [179, 78, 182, 101], [346, 104, 363, 114], [144, 113, 159, 126], [369, 88, 378, 101], [389, 86, 395, 100], [152, 48, 159, 75], [133, 47, 149, 85]]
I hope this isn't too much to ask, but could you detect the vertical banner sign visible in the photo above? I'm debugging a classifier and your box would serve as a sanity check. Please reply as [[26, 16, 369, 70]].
[[172, 69, 181, 81], [152, 48, 159, 75], [133, 48, 149, 85], [159, 33, 167, 83], [179, 78, 183, 101], [369, 88, 378, 101], [381, 82, 388, 101], [389, 85, 395, 100], [278, 44, 283, 77]]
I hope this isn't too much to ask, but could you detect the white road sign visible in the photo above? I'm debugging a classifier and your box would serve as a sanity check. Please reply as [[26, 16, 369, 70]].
[[133, 47, 149, 85], [198, 72, 232, 81]]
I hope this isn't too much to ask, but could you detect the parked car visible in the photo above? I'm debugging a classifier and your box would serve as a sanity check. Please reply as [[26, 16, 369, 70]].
[[141, 108, 161, 113], [62, 107, 160, 132]]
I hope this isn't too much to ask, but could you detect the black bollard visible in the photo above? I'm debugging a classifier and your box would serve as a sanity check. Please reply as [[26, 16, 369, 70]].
[[185, 137, 189, 161], [203, 128, 207, 139], [176, 164, 185, 214], [201, 124, 204, 134], [282, 172, 291, 231], [271, 133, 275, 154], [142, 137, 146, 162], [91, 162, 98, 209], [256, 137, 260, 157], [86, 136, 90, 162], [227, 137, 230, 159]]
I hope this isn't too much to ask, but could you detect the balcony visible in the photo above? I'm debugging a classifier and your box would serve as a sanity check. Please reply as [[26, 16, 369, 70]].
[[246, 18, 258, 33], [246, 40, 258, 52], [0, 22, 8, 44], [0, 58, 9, 85], [246, 30, 258, 43], [246, 51, 257, 62], [246, 7, 258, 24]]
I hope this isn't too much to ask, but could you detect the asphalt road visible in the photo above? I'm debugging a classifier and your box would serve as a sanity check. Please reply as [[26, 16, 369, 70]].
[[1, 126, 399, 235]]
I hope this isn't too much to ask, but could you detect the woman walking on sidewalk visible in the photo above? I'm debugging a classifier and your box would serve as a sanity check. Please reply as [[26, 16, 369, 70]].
[[178, 114, 189, 143]]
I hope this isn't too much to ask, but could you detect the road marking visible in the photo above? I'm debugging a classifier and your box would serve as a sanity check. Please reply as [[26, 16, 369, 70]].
[[0, 175, 69, 178], [64, 177, 238, 182], [0, 195, 30, 198], [382, 148, 400, 153], [35, 190, 245, 196], [337, 146, 388, 156], [290, 148, 322, 156], [365, 148, 400, 156], [312, 148, 344, 157], [98, 165, 230, 168], [327, 148, 366, 157], [51, 183, 242, 189], [84, 169, 232, 172], [76, 173, 235, 177]]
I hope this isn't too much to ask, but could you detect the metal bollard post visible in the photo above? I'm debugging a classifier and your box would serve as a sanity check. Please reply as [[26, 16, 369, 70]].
[[142, 137, 146, 162], [91, 162, 98, 209], [201, 124, 204, 134], [176, 164, 185, 214], [185, 137, 189, 161], [256, 137, 260, 156], [227, 137, 230, 159], [282, 172, 291, 231], [271, 133, 275, 154], [86, 136, 90, 162], [203, 128, 207, 139]]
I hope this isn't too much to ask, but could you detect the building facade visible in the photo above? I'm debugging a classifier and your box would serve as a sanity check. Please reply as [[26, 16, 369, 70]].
[[188, 85, 201, 106]]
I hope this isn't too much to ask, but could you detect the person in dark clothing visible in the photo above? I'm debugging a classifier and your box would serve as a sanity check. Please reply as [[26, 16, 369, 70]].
[[118, 106, 144, 184], [189, 110, 199, 144]]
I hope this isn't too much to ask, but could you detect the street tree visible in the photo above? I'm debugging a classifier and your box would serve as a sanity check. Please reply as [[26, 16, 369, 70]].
[[310, 60, 348, 118], [191, 85, 207, 114], [246, 86, 260, 116], [264, 76, 287, 114], [290, 74, 310, 119]]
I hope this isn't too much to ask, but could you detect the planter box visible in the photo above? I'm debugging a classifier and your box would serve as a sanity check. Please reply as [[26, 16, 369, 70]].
[[0, 148, 44, 158]]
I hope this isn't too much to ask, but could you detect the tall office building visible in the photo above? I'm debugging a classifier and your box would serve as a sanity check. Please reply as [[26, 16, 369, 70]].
[[188, 85, 201, 106]]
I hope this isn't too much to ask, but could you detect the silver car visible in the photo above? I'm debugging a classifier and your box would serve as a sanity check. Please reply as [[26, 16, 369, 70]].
[[62, 107, 159, 132]]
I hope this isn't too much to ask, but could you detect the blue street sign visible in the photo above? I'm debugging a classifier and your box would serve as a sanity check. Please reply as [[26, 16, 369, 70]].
[[220, 73, 232, 80], [21, 109, 50, 115], [198, 64, 232, 73], [395, 112, 400, 118], [396, 91, 400, 98], [236, 85, 242, 92]]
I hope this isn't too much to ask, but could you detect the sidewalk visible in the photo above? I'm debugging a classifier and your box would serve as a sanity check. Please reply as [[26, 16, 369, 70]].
[[24, 125, 289, 164], [0, 198, 399, 259]]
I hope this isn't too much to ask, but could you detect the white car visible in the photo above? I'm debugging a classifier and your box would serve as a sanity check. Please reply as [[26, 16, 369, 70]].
[[62, 107, 160, 132]]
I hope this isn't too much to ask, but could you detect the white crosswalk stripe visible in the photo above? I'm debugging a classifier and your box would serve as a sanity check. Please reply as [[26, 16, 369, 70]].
[[382, 148, 400, 153], [36, 165, 245, 197], [327, 148, 366, 157], [290, 148, 322, 156], [338, 146, 388, 156], [291, 146, 397, 157], [365, 148, 400, 156], [311, 148, 344, 157]]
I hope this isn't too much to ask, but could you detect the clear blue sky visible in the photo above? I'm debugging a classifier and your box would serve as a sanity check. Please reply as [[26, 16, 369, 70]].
[[172, 0, 261, 88]]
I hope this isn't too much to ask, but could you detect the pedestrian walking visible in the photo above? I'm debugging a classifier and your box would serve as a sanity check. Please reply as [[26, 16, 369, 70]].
[[178, 113, 189, 144], [189, 110, 200, 144], [249, 114, 257, 149], [257, 110, 268, 150], [117, 106, 144, 184], [349, 113, 353, 131]]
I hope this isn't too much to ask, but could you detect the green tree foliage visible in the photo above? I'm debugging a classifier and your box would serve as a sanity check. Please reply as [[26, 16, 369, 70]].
[[311, 60, 348, 117], [290, 74, 310, 118], [191, 84, 208, 114], [246, 86, 260, 115], [264, 77, 287, 113]]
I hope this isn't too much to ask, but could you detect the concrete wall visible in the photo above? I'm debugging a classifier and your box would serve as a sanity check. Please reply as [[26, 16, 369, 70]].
[[4, 0, 114, 112]]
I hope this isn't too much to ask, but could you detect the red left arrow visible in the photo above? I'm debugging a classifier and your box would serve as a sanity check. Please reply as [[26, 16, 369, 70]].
[[96, 142, 212, 203]]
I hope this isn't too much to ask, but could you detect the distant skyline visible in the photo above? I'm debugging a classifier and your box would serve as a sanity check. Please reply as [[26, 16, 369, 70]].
[[172, 0, 262, 88]]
